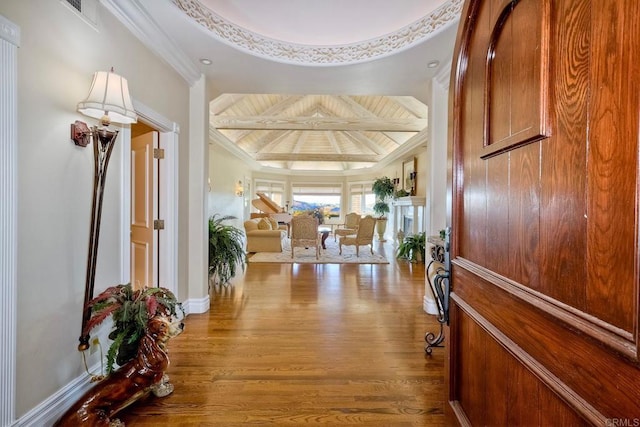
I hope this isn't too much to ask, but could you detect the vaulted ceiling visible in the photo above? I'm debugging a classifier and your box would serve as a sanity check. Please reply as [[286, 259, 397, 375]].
[[210, 94, 428, 172], [101, 0, 462, 173]]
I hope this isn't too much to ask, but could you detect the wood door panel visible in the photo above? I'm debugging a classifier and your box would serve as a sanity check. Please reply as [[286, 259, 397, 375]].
[[507, 143, 540, 289], [452, 265, 640, 420], [452, 302, 591, 425], [585, 0, 639, 333], [459, 1, 491, 264], [483, 0, 550, 158], [449, 0, 640, 424], [485, 154, 509, 276], [539, 0, 590, 307], [130, 132, 156, 290]]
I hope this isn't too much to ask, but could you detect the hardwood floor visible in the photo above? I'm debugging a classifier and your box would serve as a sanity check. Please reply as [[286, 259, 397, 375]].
[[120, 242, 445, 426]]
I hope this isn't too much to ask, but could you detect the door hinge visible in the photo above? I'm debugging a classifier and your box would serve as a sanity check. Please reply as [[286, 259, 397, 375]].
[[153, 219, 165, 230], [153, 148, 165, 159]]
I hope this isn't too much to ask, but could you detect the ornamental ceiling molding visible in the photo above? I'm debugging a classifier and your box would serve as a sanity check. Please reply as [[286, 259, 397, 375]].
[[171, 0, 464, 66]]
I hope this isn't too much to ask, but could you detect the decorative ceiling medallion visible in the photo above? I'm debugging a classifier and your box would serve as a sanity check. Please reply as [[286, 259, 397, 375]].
[[172, 0, 463, 66]]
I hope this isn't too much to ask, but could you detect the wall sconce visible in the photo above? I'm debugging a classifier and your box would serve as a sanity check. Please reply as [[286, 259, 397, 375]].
[[409, 172, 417, 196], [72, 68, 137, 351], [235, 180, 244, 197]]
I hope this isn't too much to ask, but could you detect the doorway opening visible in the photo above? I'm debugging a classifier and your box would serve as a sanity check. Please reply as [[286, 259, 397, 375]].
[[131, 122, 160, 289]]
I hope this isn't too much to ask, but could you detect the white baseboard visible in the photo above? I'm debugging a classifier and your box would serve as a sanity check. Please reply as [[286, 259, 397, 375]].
[[13, 296, 209, 426], [182, 295, 210, 315], [13, 362, 101, 427]]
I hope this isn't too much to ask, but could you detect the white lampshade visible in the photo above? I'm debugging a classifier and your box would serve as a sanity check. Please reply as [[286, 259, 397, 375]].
[[77, 70, 137, 125]]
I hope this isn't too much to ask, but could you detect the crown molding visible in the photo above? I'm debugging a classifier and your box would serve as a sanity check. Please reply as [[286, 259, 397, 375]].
[[172, 0, 464, 66], [100, 0, 201, 85], [0, 14, 20, 47], [434, 60, 452, 89]]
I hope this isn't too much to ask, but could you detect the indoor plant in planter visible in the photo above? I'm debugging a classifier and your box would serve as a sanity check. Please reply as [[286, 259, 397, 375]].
[[372, 176, 395, 241], [396, 231, 427, 263], [209, 214, 246, 285], [84, 283, 183, 374]]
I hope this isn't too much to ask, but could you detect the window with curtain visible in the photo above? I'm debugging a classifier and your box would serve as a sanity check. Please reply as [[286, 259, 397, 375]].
[[291, 183, 342, 219], [349, 182, 375, 216]]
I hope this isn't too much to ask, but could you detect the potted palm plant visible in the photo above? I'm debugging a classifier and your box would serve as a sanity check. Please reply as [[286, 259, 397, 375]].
[[209, 214, 246, 284], [372, 176, 395, 241]]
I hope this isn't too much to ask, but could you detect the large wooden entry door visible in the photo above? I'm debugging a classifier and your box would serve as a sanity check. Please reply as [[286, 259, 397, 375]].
[[130, 131, 158, 290], [447, 0, 640, 424]]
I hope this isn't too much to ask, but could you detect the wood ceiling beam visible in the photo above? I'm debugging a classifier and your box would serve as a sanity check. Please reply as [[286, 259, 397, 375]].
[[255, 153, 382, 162], [229, 95, 306, 141], [326, 131, 349, 171], [211, 116, 427, 132], [235, 100, 321, 145], [342, 130, 387, 154], [388, 96, 428, 118], [209, 94, 246, 115], [334, 95, 419, 145], [287, 131, 308, 169]]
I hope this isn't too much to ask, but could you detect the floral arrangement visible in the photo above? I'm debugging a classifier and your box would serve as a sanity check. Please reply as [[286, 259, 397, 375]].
[[83, 283, 182, 374]]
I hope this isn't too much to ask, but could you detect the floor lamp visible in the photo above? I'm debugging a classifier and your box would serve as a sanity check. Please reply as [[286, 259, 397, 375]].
[[70, 69, 137, 351]]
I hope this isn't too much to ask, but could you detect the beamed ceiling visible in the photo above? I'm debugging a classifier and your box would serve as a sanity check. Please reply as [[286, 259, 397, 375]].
[[100, 0, 461, 173], [210, 94, 428, 172]]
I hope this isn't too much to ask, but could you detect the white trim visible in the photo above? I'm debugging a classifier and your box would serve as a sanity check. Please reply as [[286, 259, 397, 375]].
[[434, 60, 452, 90], [0, 14, 20, 46], [0, 15, 19, 426], [121, 100, 180, 298], [158, 130, 179, 293], [171, 0, 464, 66], [100, 0, 201, 85], [152, 131, 160, 288], [422, 72, 450, 315], [182, 295, 211, 315], [120, 127, 132, 284], [13, 362, 101, 427]]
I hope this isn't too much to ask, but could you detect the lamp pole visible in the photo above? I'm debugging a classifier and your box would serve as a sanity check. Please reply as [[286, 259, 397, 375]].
[[77, 127, 119, 351], [72, 69, 137, 351]]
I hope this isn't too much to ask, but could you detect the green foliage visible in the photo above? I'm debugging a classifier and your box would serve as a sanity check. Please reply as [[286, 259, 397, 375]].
[[371, 177, 395, 219], [85, 284, 182, 374], [396, 232, 427, 263], [208, 214, 246, 284], [373, 201, 390, 217], [372, 176, 395, 200]]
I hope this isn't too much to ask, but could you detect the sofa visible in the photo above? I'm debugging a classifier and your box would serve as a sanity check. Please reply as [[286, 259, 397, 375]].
[[243, 217, 287, 253]]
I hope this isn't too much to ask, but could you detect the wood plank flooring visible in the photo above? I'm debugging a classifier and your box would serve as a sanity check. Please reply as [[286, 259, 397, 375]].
[[120, 242, 445, 426]]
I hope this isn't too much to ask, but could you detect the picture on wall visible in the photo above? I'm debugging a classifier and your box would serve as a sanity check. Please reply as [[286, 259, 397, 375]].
[[402, 157, 416, 195]]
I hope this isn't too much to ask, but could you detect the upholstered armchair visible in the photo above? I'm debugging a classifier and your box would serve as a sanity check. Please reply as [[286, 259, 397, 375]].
[[290, 215, 321, 259], [339, 215, 376, 256], [334, 212, 361, 241]]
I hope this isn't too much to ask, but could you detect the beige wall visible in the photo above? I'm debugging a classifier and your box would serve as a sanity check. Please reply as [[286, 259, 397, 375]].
[[208, 143, 253, 230], [2, 0, 190, 417]]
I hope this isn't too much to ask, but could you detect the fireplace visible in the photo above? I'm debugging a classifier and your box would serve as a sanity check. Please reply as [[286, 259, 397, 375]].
[[403, 216, 413, 234], [391, 196, 426, 243]]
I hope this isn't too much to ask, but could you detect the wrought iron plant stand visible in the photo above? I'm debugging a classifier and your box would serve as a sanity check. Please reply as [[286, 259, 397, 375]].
[[425, 227, 451, 355]]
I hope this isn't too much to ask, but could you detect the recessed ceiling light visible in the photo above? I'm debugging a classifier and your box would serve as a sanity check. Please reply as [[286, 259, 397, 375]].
[[200, 58, 212, 65], [427, 60, 439, 68]]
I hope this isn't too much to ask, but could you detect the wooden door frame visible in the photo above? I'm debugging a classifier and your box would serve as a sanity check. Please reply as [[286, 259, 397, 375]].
[[120, 101, 179, 296]]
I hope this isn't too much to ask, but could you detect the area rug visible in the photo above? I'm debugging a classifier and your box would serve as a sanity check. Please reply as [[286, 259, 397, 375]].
[[248, 238, 389, 264]]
